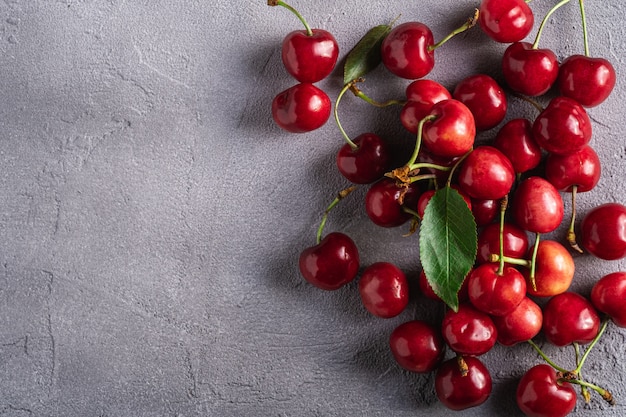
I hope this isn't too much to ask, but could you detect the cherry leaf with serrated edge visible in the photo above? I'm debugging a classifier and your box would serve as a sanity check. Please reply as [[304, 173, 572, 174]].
[[343, 23, 392, 85], [419, 186, 477, 312]]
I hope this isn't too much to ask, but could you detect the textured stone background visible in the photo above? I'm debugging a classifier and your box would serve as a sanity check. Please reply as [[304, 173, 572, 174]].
[[1, 1, 625, 416]]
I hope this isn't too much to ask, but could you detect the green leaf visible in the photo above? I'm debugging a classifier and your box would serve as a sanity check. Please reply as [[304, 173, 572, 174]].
[[419, 187, 477, 312], [343, 23, 391, 85]]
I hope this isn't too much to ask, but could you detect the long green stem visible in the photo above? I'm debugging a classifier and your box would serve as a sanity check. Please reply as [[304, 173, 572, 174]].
[[527, 340, 569, 373], [316, 186, 358, 243], [578, 0, 590, 56], [407, 162, 452, 173], [563, 378, 615, 405], [351, 87, 405, 108], [574, 319, 609, 374], [269, 0, 313, 36], [334, 83, 358, 150], [405, 115, 436, 168], [529, 233, 541, 291], [429, 9, 479, 51], [532, 0, 572, 49], [574, 343, 591, 402]]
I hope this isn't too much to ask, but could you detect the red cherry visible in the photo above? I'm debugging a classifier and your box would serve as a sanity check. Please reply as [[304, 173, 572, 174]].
[[457, 146, 515, 200], [381, 22, 435, 80], [418, 269, 470, 303], [478, 0, 534, 43], [358, 262, 409, 318], [523, 240, 575, 298], [281, 29, 339, 83], [516, 364, 576, 417], [467, 263, 526, 316], [336, 133, 391, 184], [591, 271, 626, 328], [502, 42, 559, 97], [452, 74, 507, 131], [545, 145, 601, 193], [476, 222, 529, 265], [272, 83, 331, 133], [441, 303, 497, 356], [492, 297, 542, 346], [542, 292, 600, 347], [435, 356, 492, 411], [389, 320, 445, 373], [417, 186, 471, 218], [533, 96, 592, 155], [580, 203, 626, 260], [400, 79, 451, 134], [493, 118, 542, 174], [512, 177, 564, 234], [422, 99, 476, 158], [365, 178, 421, 228], [471, 198, 499, 227], [298, 232, 359, 290], [558, 54, 616, 107]]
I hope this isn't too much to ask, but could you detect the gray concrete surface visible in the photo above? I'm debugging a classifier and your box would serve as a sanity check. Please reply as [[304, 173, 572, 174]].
[[1, 1, 625, 416]]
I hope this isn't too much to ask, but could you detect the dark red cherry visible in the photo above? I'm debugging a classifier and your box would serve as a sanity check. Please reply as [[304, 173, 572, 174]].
[[452, 74, 507, 131], [298, 232, 359, 290], [478, 0, 534, 43], [467, 263, 526, 316], [417, 186, 471, 218], [476, 222, 529, 265], [441, 303, 497, 356], [542, 292, 600, 346], [435, 356, 492, 411], [365, 178, 421, 228], [336, 133, 391, 184], [272, 83, 331, 133], [493, 118, 542, 174], [358, 262, 409, 318], [512, 176, 564, 234], [281, 29, 339, 83], [558, 54, 616, 107], [580, 203, 626, 260], [457, 146, 515, 200], [415, 150, 460, 185], [422, 99, 476, 158], [516, 364, 576, 417], [400, 79, 451, 134], [502, 42, 559, 97], [533, 96, 592, 155], [471, 198, 499, 227], [389, 320, 445, 373], [381, 22, 435, 80], [591, 271, 626, 328], [419, 270, 470, 303], [545, 145, 601, 193], [492, 297, 542, 346]]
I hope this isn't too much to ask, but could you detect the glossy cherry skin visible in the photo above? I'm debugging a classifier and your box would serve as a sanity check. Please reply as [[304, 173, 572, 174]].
[[458, 146, 515, 200], [492, 297, 542, 346], [502, 42, 559, 96], [272, 83, 331, 133], [298, 232, 359, 290], [523, 240, 575, 298], [512, 177, 564, 234], [422, 99, 476, 158], [545, 145, 601, 193], [281, 29, 339, 83], [435, 356, 492, 411], [591, 271, 626, 327], [468, 263, 526, 316], [381, 22, 435, 80], [580, 203, 626, 260], [419, 269, 470, 303], [476, 222, 529, 265], [493, 118, 542, 174], [400, 79, 451, 134], [542, 292, 600, 347], [441, 303, 497, 355], [533, 96, 592, 155], [336, 133, 391, 184], [365, 179, 421, 228], [478, 0, 534, 43], [358, 262, 409, 318], [471, 198, 499, 227], [558, 55, 616, 107], [389, 320, 445, 373], [516, 364, 577, 417], [452, 74, 507, 131]]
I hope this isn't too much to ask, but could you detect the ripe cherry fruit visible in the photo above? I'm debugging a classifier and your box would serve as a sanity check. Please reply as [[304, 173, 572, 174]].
[[542, 292, 600, 347], [400, 79, 451, 134], [457, 146, 515, 201], [532, 96, 592, 155], [512, 177, 564, 234], [478, 0, 534, 43], [523, 240, 575, 298], [435, 356, 492, 411], [492, 297, 543, 346], [467, 263, 526, 317], [381, 22, 435, 80], [502, 42, 559, 97], [365, 179, 421, 228], [422, 99, 476, 158], [452, 74, 507, 131], [336, 133, 391, 184], [476, 222, 529, 265], [493, 118, 542, 175], [591, 271, 626, 328], [389, 320, 445, 373], [298, 232, 359, 290], [358, 262, 409, 318], [441, 303, 497, 356], [580, 203, 626, 260], [516, 364, 577, 417], [272, 83, 331, 133], [558, 54, 616, 108]]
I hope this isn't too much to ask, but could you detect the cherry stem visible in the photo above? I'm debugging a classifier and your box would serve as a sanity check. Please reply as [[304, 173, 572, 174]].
[[562, 378, 615, 405], [350, 83, 405, 108], [528, 232, 541, 291], [429, 9, 479, 51], [316, 186, 358, 244], [445, 150, 472, 188], [408, 162, 452, 173], [578, 0, 590, 57], [574, 343, 592, 402], [512, 92, 545, 113], [334, 82, 359, 150], [532, 0, 571, 49], [497, 196, 509, 276], [490, 254, 531, 268], [527, 339, 570, 374], [567, 185, 584, 253], [406, 115, 437, 168], [573, 319, 609, 375], [268, 0, 313, 37], [409, 173, 438, 183]]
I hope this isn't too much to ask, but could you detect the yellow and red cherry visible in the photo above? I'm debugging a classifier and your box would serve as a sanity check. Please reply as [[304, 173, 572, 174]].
[[358, 262, 409, 318], [271, 83, 331, 133], [389, 320, 445, 373], [457, 146, 515, 200], [523, 240, 575, 298], [467, 263, 526, 317], [381, 22, 435, 80], [512, 177, 564, 234], [476, 222, 529, 265], [452, 74, 507, 131], [558, 55, 616, 108], [435, 356, 492, 411], [580, 203, 626, 260], [336, 133, 391, 184], [493, 118, 542, 174], [298, 232, 360, 290], [400, 79, 451, 134], [478, 0, 534, 43], [365, 178, 421, 228], [422, 99, 476, 158], [502, 42, 559, 97], [591, 271, 626, 328], [516, 364, 576, 417], [542, 292, 601, 347], [532, 96, 592, 155], [492, 297, 543, 346]]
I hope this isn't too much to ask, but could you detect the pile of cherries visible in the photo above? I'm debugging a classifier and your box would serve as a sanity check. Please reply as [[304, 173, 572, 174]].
[[269, 0, 625, 415]]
